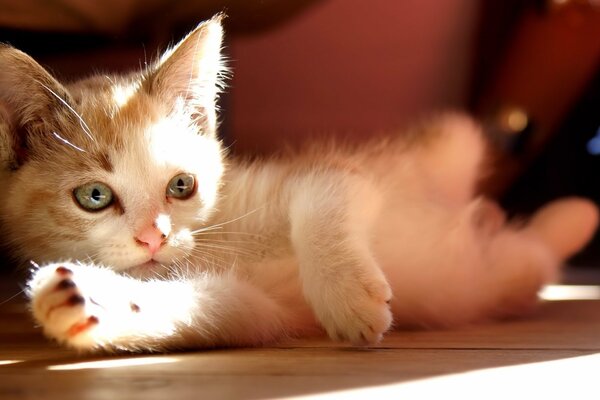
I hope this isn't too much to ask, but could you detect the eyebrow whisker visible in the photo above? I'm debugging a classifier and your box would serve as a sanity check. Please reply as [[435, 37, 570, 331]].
[[37, 81, 96, 143], [52, 131, 87, 153]]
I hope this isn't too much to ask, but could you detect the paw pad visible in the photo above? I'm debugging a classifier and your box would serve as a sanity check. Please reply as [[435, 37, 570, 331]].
[[67, 316, 99, 337], [55, 266, 73, 276], [56, 279, 76, 291], [66, 294, 85, 306]]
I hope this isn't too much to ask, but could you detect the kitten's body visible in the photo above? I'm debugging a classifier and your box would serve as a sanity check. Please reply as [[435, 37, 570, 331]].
[[0, 16, 597, 351]]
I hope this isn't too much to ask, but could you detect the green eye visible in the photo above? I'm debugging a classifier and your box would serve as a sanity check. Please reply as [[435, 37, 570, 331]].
[[167, 173, 196, 199], [73, 182, 114, 211]]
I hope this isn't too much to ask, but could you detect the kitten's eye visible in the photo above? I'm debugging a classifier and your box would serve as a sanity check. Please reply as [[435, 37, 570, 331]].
[[167, 173, 196, 199], [73, 182, 114, 211]]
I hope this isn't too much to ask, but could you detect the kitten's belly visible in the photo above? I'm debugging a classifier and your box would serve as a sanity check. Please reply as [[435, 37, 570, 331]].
[[240, 256, 303, 303], [239, 256, 319, 333]]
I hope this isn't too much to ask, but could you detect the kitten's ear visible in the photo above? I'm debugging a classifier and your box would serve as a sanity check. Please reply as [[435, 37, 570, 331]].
[[0, 45, 73, 168], [144, 14, 226, 137]]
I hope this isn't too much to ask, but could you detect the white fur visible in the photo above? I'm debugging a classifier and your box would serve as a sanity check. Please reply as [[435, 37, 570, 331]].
[[29, 263, 286, 350]]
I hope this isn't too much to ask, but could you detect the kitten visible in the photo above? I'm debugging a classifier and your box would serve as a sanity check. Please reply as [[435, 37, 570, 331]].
[[0, 15, 597, 351]]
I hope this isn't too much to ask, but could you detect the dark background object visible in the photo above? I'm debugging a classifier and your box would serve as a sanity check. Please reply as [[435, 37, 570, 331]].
[[502, 68, 600, 265]]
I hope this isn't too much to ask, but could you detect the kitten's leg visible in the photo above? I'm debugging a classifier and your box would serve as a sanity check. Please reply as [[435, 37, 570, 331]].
[[488, 197, 599, 316], [439, 197, 599, 322], [289, 172, 392, 345], [29, 262, 286, 351], [524, 197, 599, 261]]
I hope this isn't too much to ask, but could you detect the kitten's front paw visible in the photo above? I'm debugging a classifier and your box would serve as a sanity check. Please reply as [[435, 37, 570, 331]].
[[311, 270, 393, 345], [28, 262, 137, 350]]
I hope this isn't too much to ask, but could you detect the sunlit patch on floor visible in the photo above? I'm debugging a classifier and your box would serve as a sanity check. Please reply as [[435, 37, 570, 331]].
[[539, 284, 600, 301], [0, 360, 22, 366], [288, 353, 600, 399], [47, 356, 179, 371]]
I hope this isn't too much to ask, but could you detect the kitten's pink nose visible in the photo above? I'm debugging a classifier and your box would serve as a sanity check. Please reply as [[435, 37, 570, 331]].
[[135, 224, 168, 255]]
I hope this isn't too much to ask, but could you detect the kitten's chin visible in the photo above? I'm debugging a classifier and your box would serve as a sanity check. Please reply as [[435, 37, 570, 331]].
[[125, 260, 169, 279]]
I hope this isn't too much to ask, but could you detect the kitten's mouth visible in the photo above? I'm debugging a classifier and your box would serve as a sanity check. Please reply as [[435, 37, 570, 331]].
[[126, 259, 167, 278], [139, 260, 160, 269]]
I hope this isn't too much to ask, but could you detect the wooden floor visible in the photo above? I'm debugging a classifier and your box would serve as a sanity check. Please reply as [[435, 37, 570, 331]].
[[2, 269, 600, 399]]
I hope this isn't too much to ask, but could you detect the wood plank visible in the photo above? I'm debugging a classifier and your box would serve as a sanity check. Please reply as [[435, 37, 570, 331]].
[[1, 346, 598, 399]]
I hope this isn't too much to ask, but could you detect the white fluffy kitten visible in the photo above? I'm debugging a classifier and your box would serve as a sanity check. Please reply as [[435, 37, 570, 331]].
[[0, 16, 597, 351]]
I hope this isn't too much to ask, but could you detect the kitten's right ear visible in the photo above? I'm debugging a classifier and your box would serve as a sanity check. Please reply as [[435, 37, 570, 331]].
[[0, 44, 73, 168], [143, 14, 226, 138]]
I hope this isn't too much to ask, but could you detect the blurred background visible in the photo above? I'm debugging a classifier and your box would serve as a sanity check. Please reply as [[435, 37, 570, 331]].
[[1, 0, 599, 265]]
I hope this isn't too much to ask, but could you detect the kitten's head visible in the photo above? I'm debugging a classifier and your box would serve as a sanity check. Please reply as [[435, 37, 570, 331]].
[[0, 16, 227, 277]]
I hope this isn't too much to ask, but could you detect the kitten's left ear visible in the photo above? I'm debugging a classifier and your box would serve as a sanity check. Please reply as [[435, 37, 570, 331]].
[[144, 14, 226, 137]]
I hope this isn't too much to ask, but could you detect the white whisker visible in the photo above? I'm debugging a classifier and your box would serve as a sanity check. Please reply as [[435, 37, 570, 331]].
[[191, 243, 260, 259], [0, 288, 26, 306], [187, 245, 229, 270], [195, 237, 263, 246], [193, 230, 265, 238], [196, 240, 264, 251], [37, 81, 96, 143], [52, 131, 87, 153], [191, 206, 266, 235]]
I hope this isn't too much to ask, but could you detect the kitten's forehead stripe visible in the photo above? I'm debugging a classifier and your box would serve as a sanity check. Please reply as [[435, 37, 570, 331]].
[[94, 152, 113, 173]]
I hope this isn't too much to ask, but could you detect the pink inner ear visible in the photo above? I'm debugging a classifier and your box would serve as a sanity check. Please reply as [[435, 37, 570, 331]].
[[143, 16, 225, 138]]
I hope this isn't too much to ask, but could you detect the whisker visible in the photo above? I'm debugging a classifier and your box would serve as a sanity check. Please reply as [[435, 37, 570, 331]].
[[150, 268, 165, 280], [0, 288, 26, 306], [190, 243, 261, 259], [174, 254, 195, 278], [193, 251, 225, 269], [52, 131, 87, 153], [182, 254, 195, 276], [82, 252, 101, 266], [190, 206, 266, 234], [194, 237, 264, 246], [37, 81, 96, 143], [193, 240, 264, 257], [177, 248, 208, 264], [193, 231, 268, 241], [186, 246, 230, 270]]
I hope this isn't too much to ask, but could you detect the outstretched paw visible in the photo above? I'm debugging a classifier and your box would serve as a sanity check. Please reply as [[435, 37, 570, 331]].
[[28, 262, 139, 350]]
